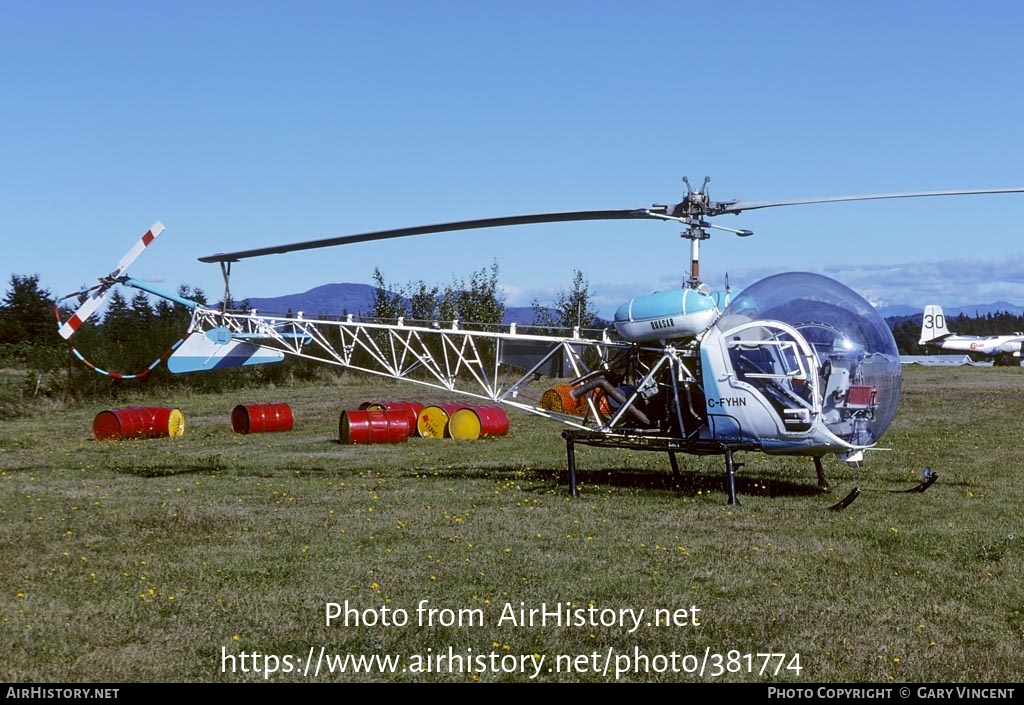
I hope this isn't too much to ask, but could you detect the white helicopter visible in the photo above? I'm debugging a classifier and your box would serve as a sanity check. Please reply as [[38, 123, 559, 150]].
[[919, 304, 1024, 366], [55, 177, 1024, 505]]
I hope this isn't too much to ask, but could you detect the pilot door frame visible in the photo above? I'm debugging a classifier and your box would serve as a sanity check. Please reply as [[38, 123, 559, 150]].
[[710, 319, 823, 439]]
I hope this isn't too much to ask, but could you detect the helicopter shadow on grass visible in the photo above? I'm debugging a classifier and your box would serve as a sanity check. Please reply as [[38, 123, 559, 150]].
[[558, 466, 829, 500], [399, 459, 829, 501], [105, 437, 825, 499], [109, 463, 226, 478]]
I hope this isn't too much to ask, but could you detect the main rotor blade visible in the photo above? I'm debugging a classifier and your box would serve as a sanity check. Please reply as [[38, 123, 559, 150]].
[[719, 187, 1024, 214], [198, 209, 653, 263], [197, 185, 1024, 263]]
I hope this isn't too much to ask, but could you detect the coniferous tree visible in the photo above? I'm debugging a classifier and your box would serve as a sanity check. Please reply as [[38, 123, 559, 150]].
[[0, 274, 58, 346], [101, 289, 132, 345], [129, 291, 154, 327], [0, 274, 67, 396]]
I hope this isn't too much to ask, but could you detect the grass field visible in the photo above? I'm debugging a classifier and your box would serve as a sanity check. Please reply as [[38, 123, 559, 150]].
[[1, 365, 1021, 683]]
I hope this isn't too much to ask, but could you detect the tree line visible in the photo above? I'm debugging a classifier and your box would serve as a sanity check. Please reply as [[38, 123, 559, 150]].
[[367, 263, 601, 331], [368, 261, 507, 329]]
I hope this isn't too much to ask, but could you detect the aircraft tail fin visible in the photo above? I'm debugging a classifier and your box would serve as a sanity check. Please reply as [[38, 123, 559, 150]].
[[919, 304, 951, 345]]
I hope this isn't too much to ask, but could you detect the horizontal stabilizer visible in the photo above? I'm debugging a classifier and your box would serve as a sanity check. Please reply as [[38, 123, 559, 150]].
[[167, 328, 285, 373]]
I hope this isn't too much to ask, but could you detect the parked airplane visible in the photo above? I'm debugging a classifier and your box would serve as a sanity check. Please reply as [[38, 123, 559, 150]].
[[919, 304, 1024, 365]]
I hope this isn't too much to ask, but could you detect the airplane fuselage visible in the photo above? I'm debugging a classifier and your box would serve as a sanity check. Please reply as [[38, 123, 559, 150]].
[[922, 335, 1023, 358]]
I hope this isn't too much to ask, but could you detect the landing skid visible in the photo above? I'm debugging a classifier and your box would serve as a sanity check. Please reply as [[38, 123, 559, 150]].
[[824, 467, 939, 511], [826, 487, 861, 511], [891, 467, 939, 493]]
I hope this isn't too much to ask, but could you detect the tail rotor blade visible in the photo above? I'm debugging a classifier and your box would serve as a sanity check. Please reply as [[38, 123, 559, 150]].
[[109, 221, 165, 279], [57, 221, 166, 339], [59, 287, 110, 339]]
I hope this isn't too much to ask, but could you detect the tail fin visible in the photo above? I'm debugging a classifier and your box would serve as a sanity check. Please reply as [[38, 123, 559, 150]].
[[919, 304, 950, 345]]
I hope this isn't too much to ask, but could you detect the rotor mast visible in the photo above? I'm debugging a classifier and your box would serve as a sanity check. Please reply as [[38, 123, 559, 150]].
[[682, 177, 712, 288], [218, 261, 233, 312], [668, 177, 751, 289]]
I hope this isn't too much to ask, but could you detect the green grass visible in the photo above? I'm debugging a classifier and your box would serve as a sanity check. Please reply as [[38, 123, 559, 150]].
[[1, 367, 1021, 682]]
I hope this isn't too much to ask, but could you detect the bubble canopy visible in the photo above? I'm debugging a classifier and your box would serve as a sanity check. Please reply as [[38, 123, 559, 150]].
[[716, 272, 902, 445]]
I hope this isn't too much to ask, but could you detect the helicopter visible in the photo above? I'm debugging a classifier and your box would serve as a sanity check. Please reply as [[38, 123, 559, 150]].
[[54, 177, 1024, 505]]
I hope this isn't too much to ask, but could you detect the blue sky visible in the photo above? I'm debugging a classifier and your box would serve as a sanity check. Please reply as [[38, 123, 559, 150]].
[[5, 1, 1024, 319]]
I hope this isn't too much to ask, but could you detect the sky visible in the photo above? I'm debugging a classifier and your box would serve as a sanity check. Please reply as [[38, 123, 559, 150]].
[[4, 1, 1024, 320]]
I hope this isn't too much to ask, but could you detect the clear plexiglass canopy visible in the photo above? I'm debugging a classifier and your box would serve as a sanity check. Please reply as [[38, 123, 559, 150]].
[[716, 272, 902, 446]]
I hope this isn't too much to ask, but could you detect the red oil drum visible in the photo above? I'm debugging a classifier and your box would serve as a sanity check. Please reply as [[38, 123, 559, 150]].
[[448, 405, 510, 440], [93, 406, 185, 440], [231, 402, 294, 434], [359, 401, 424, 436], [416, 403, 468, 439], [340, 408, 409, 444]]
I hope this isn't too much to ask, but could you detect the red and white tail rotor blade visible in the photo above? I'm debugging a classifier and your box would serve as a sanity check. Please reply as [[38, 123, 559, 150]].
[[58, 287, 109, 339], [58, 221, 166, 340], [109, 221, 165, 279]]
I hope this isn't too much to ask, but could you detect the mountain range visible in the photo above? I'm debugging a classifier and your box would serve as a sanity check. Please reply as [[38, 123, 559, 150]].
[[878, 301, 1024, 320], [243, 283, 544, 325], [241, 283, 1024, 326]]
